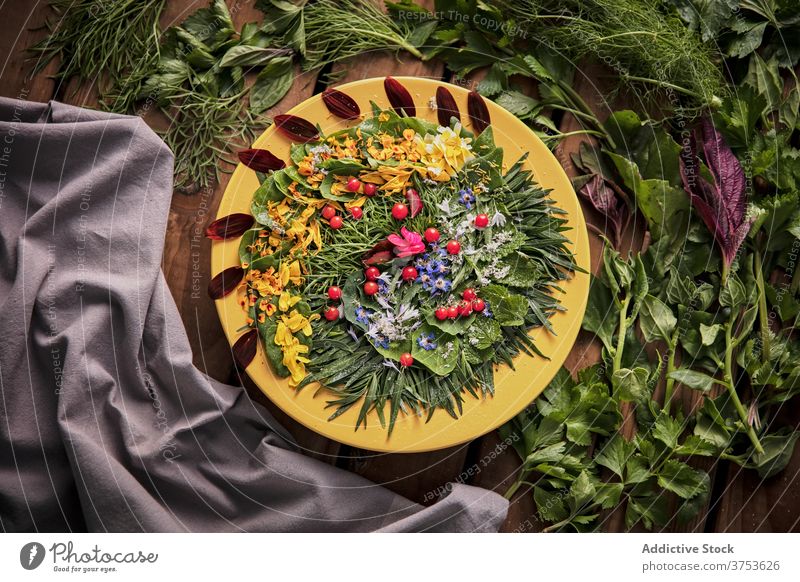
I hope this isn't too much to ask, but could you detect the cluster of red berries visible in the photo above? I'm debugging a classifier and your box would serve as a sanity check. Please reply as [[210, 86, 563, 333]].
[[323, 285, 343, 321], [434, 288, 485, 321], [322, 177, 376, 230]]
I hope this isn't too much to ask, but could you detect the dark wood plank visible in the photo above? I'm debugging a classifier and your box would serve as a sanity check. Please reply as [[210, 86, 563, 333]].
[[0, 0, 57, 102]]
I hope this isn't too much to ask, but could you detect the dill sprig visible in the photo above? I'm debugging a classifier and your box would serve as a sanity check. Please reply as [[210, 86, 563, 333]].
[[302, 0, 424, 70], [495, 0, 727, 113]]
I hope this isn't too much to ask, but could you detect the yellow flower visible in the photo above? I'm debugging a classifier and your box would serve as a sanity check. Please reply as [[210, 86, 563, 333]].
[[415, 125, 475, 181], [250, 267, 284, 297], [282, 341, 311, 386], [278, 291, 301, 312]]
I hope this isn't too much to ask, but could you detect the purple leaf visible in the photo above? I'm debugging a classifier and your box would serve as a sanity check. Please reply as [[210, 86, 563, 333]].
[[579, 174, 627, 248], [680, 118, 752, 269]]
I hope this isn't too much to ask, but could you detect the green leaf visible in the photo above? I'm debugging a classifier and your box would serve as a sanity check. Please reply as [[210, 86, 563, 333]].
[[582, 276, 617, 353], [467, 316, 501, 350], [612, 367, 650, 402], [748, 431, 800, 479], [496, 90, 540, 118], [250, 57, 294, 113], [639, 294, 677, 344], [568, 471, 596, 510], [479, 284, 528, 326], [595, 434, 634, 478], [220, 45, 292, 68], [652, 413, 685, 449], [720, 273, 747, 308], [657, 460, 710, 500], [673, 435, 719, 457], [668, 369, 717, 392], [699, 323, 722, 346], [411, 324, 459, 376], [534, 486, 569, 523]]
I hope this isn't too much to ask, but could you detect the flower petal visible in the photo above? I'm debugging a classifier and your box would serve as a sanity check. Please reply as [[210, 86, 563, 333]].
[[232, 328, 258, 369], [205, 213, 254, 240], [322, 87, 361, 120], [238, 148, 286, 172], [467, 90, 490, 134], [273, 114, 319, 142], [208, 266, 244, 299], [435, 86, 460, 127], [384, 76, 415, 117]]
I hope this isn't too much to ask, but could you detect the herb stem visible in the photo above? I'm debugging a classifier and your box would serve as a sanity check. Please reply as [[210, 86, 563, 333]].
[[612, 295, 631, 374], [724, 317, 764, 454], [754, 249, 771, 362], [663, 326, 680, 413]]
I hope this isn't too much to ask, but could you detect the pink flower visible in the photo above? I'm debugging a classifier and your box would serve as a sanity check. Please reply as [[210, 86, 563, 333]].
[[387, 227, 425, 257]]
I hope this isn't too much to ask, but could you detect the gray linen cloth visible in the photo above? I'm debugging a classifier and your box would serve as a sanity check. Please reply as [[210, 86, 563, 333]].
[[0, 97, 508, 532]]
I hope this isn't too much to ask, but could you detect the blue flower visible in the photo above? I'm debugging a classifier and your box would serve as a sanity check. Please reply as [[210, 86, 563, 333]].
[[355, 306, 372, 324], [375, 336, 390, 349], [427, 260, 447, 275], [417, 332, 438, 351], [458, 188, 475, 209], [377, 279, 390, 295], [481, 300, 492, 318], [417, 272, 432, 287], [432, 276, 452, 294]]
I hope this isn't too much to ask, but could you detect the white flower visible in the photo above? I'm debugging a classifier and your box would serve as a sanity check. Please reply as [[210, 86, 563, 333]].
[[383, 359, 400, 371], [490, 211, 507, 227], [346, 326, 359, 342], [437, 199, 454, 216], [428, 96, 437, 110]]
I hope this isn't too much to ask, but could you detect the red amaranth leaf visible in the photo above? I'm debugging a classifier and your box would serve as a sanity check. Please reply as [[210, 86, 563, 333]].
[[680, 117, 751, 268], [435, 86, 460, 127], [362, 239, 394, 266], [322, 88, 360, 120], [238, 148, 286, 172], [384, 76, 415, 117], [467, 90, 490, 134], [578, 175, 627, 249], [232, 328, 258, 369], [273, 114, 319, 143], [205, 213, 254, 241], [208, 266, 244, 299], [405, 188, 423, 217]]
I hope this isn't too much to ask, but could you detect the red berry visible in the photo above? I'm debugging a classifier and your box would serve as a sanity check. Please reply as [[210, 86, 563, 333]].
[[327, 286, 342, 300], [363, 281, 379, 295], [363, 183, 377, 196], [462, 288, 477, 301], [472, 298, 486, 312], [350, 206, 363, 220], [346, 177, 361, 192], [474, 213, 489, 228], [446, 240, 461, 255], [321, 205, 336, 220], [329, 215, 343, 229], [424, 227, 440, 243], [365, 266, 380, 281], [435, 307, 449, 321], [459, 301, 473, 317], [402, 266, 418, 281], [324, 306, 340, 321], [447, 305, 459, 319], [392, 203, 409, 220], [399, 352, 414, 367]]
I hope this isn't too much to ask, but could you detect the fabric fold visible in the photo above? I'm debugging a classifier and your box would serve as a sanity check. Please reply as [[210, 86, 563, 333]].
[[0, 97, 508, 533]]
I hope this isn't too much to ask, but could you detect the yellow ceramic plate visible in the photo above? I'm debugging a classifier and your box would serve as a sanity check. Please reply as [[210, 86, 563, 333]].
[[211, 77, 590, 453]]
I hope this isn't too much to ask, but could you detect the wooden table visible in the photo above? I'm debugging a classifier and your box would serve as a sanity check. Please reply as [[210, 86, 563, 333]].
[[3, 0, 799, 532]]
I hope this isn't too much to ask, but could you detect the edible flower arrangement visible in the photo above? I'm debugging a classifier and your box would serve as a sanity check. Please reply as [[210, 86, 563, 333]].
[[207, 80, 576, 431]]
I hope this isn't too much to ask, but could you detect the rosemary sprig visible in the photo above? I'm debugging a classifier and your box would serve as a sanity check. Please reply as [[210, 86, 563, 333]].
[[29, 0, 165, 113]]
